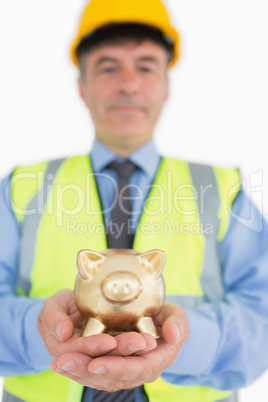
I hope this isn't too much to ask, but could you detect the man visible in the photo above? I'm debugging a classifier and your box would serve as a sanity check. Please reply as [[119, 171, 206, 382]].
[[1, 0, 268, 401]]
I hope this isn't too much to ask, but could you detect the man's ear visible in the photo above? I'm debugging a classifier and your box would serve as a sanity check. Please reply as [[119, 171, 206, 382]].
[[164, 75, 169, 102], [78, 76, 86, 104]]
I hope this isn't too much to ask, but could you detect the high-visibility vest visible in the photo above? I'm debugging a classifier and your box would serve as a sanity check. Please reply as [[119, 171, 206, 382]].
[[4, 155, 240, 402]]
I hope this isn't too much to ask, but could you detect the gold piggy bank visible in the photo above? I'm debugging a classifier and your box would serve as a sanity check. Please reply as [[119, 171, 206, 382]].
[[75, 249, 166, 338]]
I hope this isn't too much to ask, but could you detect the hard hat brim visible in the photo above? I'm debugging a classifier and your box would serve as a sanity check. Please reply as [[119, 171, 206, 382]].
[[70, 21, 179, 69]]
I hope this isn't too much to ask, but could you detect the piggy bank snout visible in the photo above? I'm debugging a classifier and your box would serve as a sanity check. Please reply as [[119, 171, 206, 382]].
[[101, 271, 143, 304]]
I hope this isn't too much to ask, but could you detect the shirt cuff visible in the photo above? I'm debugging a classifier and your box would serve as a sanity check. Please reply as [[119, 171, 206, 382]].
[[164, 307, 220, 376], [24, 299, 53, 372]]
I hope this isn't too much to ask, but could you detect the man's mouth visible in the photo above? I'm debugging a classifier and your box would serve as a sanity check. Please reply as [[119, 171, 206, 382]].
[[109, 105, 145, 115]]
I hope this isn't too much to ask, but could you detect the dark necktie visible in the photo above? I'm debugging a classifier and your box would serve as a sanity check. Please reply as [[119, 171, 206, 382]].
[[88, 160, 148, 401], [107, 160, 137, 250]]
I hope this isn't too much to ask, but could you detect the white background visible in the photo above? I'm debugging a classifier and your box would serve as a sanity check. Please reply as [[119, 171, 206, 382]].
[[0, 1, 268, 400]]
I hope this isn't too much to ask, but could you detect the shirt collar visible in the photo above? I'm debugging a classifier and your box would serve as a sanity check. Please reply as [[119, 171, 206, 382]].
[[90, 139, 161, 181]]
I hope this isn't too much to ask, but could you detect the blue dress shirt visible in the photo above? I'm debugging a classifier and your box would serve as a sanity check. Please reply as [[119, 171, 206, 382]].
[[1, 139, 268, 397], [89, 139, 161, 233]]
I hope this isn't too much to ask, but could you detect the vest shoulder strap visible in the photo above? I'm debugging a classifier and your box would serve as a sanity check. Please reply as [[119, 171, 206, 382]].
[[10, 157, 81, 223]]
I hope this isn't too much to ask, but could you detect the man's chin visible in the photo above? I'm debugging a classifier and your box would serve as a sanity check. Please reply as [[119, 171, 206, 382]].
[[111, 130, 146, 142], [112, 131, 151, 149]]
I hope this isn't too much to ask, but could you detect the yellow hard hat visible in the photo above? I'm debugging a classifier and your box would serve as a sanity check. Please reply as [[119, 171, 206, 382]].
[[70, 0, 180, 69]]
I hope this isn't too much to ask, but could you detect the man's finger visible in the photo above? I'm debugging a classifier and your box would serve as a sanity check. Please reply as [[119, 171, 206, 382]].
[[51, 352, 93, 377], [108, 332, 156, 356], [38, 290, 77, 342], [154, 302, 185, 325], [155, 303, 190, 345], [52, 333, 118, 357], [87, 340, 175, 381], [51, 352, 137, 391]]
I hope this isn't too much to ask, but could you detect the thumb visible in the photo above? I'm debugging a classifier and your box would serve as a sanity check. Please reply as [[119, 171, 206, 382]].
[[156, 303, 190, 345], [38, 290, 75, 342]]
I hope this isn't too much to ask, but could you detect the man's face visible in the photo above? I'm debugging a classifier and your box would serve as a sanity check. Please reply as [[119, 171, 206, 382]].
[[78, 39, 169, 154]]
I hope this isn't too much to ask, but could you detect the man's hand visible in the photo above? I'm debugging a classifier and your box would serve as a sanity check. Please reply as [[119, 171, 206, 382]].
[[38, 290, 156, 361], [50, 303, 190, 392], [38, 290, 117, 358]]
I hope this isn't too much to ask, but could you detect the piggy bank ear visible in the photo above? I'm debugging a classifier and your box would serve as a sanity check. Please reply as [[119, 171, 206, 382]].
[[139, 250, 166, 279], [76, 250, 105, 280]]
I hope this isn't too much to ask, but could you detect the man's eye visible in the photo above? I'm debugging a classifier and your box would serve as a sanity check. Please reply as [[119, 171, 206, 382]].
[[102, 67, 116, 73], [139, 67, 151, 72]]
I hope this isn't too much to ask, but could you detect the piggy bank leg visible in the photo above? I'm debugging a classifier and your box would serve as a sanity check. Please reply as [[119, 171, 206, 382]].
[[135, 316, 159, 339], [82, 317, 107, 337]]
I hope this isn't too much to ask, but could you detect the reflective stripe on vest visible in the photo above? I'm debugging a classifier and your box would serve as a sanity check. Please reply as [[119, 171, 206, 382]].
[[189, 162, 224, 302], [17, 158, 65, 295], [6, 156, 241, 402], [2, 389, 24, 402]]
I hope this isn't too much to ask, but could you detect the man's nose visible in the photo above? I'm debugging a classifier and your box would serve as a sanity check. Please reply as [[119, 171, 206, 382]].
[[117, 67, 141, 95]]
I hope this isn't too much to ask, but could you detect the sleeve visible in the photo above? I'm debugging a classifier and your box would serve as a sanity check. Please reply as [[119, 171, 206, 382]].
[[0, 174, 52, 376], [162, 190, 268, 390]]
